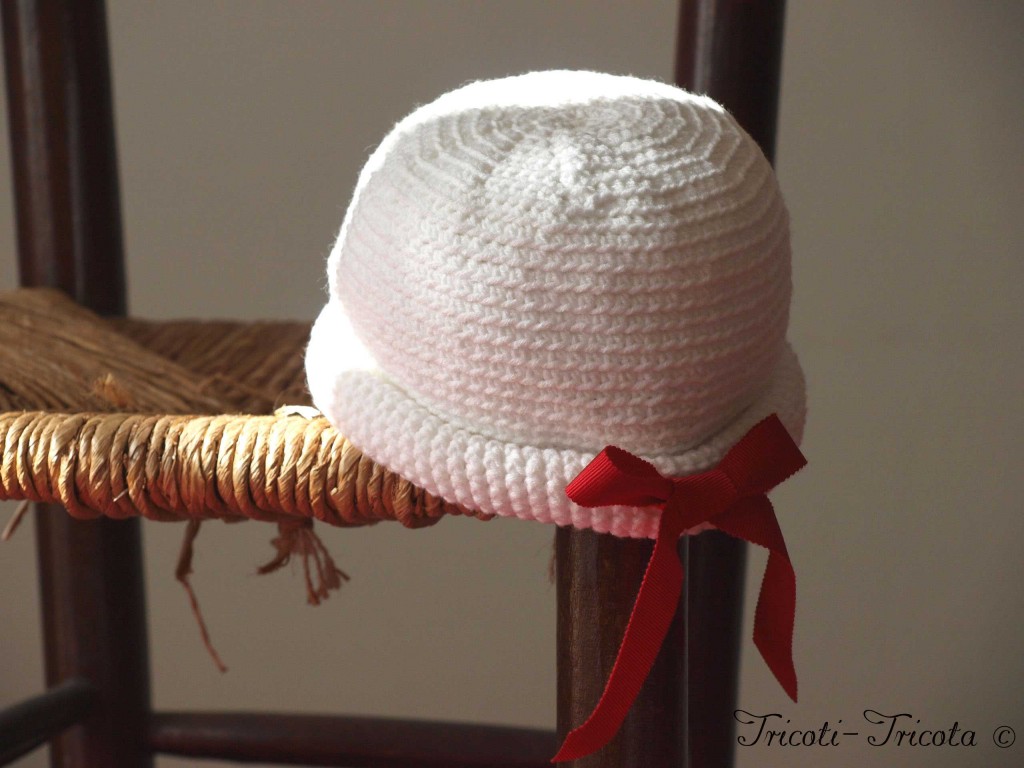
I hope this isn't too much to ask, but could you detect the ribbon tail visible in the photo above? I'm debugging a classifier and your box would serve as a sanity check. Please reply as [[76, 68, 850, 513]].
[[714, 496, 798, 702], [552, 511, 687, 763], [753, 550, 797, 701]]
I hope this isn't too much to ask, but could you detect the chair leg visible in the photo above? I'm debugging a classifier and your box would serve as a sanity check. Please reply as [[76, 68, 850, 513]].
[[555, 529, 745, 767], [33, 512, 152, 768], [2, 1, 152, 765]]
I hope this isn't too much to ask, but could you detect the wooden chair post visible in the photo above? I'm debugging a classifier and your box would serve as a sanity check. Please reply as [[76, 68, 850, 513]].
[[2, 1, 152, 766], [555, 2, 787, 766]]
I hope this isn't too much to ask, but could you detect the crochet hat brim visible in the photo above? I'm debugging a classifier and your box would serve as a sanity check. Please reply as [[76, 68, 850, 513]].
[[306, 299, 805, 539]]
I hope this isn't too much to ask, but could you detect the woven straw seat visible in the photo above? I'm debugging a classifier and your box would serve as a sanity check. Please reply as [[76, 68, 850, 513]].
[[0, 287, 480, 529]]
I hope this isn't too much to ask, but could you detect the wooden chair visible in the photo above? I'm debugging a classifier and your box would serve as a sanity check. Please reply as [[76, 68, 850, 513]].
[[0, 1, 787, 765]]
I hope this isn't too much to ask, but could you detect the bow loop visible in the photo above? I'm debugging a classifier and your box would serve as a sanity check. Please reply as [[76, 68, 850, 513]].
[[566, 445, 674, 508], [717, 414, 806, 495]]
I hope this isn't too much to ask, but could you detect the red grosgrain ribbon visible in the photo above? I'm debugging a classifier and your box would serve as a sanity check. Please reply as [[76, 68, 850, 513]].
[[552, 414, 806, 763]]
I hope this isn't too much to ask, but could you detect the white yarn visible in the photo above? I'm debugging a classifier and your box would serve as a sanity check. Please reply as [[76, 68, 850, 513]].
[[306, 70, 806, 538]]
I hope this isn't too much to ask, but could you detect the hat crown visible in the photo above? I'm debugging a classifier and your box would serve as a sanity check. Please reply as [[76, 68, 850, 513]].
[[329, 71, 791, 455]]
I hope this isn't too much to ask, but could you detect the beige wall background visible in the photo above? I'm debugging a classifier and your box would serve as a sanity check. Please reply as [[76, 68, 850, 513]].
[[2, 2, 1022, 767]]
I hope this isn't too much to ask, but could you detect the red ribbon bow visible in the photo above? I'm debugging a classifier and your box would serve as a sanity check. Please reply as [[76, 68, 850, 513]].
[[552, 414, 806, 763]]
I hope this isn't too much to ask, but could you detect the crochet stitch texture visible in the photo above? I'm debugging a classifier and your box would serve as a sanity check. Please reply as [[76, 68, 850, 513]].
[[306, 70, 805, 538]]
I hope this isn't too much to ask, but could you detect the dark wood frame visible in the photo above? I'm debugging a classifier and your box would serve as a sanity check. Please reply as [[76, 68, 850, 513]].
[[0, 1, 786, 765]]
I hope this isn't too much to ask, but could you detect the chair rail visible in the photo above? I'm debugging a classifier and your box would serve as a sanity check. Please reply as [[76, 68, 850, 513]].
[[149, 711, 558, 768], [0, 679, 96, 766]]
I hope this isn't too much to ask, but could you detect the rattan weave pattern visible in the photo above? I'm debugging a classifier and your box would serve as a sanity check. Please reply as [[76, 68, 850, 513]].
[[0, 288, 479, 529]]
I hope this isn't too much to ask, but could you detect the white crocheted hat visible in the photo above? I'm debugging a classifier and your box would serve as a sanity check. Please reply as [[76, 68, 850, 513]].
[[305, 70, 805, 539]]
